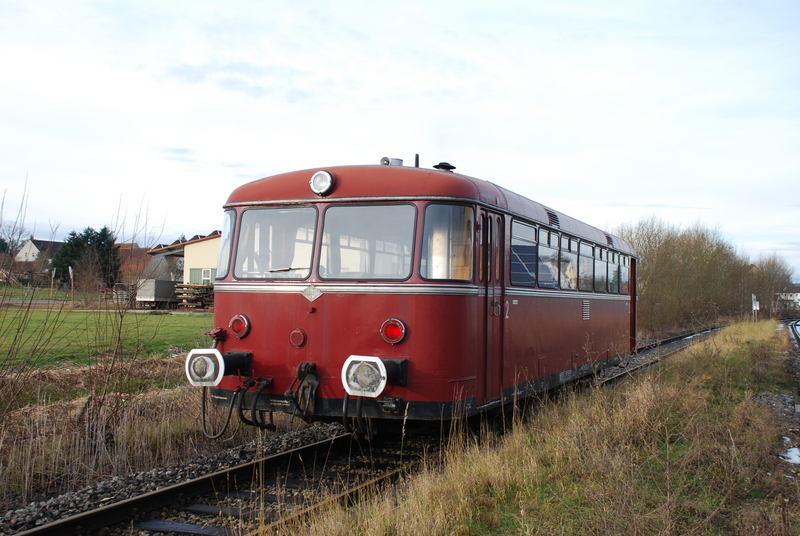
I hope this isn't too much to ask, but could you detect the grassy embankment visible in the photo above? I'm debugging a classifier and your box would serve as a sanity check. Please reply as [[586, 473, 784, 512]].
[[293, 321, 799, 535], [0, 307, 268, 505]]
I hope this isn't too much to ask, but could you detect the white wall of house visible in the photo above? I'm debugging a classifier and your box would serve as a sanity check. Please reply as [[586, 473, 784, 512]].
[[14, 240, 40, 262], [184, 236, 220, 285]]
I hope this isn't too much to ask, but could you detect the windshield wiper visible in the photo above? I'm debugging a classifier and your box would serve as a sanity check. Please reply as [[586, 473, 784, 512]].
[[267, 267, 309, 273]]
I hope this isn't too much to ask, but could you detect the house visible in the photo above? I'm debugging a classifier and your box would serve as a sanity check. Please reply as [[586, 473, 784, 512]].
[[117, 243, 151, 286], [145, 232, 221, 309], [15, 239, 63, 264], [147, 231, 221, 284], [13, 238, 63, 284], [777, 284, 800, 313]]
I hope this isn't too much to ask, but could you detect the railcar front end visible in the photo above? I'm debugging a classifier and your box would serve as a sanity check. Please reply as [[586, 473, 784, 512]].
[[184, 160, 636, 436]]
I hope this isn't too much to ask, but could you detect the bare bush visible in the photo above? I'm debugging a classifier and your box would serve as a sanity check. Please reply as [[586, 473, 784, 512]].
[[616, 216, 794, 334]]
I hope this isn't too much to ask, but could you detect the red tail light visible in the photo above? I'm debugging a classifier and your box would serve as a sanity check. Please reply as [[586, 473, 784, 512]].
[[229, 314, 251, 339], [380, 318, 406, 345]]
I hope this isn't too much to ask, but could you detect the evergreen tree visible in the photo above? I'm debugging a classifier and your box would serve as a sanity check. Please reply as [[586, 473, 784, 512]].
[[52, 226, 120, 288]]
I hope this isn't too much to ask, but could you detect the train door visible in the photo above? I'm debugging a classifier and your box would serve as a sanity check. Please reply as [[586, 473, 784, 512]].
[[629, 257, 637, 352], [478, 209, 504, 404]]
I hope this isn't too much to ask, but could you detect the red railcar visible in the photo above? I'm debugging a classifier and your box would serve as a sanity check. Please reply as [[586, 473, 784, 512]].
[[185, 159, 636, 435]]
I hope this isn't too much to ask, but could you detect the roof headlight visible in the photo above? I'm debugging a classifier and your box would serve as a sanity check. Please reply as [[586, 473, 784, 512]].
[[310, 170, 334, 196]]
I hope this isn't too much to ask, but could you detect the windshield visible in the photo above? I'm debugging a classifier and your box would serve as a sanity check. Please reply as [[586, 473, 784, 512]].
[[234, 207, 317, 280], [320, 204, 415, 280]]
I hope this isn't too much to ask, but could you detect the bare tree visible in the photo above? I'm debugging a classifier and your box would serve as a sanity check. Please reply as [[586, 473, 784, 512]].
[[0, 183, 31, 260], [615, 216, 792, 335]]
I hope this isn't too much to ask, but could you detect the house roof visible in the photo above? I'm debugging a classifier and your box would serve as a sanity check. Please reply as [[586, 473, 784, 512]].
[[29, 239, 63, 257], [148, 231, 221, 257]]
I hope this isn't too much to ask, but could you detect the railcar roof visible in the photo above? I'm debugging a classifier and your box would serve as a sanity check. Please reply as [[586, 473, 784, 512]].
[[225, 165, 634, 256]]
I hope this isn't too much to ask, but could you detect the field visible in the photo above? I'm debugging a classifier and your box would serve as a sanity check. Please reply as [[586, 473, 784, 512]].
[[1, 307, 213, 367]]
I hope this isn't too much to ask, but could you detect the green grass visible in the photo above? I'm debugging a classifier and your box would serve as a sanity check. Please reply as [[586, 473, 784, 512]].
[[0, 309, 213, 367], [0, 286, 72, 301]]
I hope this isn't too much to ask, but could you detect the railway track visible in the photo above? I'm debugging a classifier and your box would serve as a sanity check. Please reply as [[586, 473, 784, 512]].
[[597, 327, 715, 386], [787, 319, 800, 350], [12, 432, 433, 536], [7, 329, 713, 536]]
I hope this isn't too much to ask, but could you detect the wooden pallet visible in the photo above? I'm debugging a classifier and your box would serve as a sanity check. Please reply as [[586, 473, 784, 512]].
[[174, 283, 214, 308]]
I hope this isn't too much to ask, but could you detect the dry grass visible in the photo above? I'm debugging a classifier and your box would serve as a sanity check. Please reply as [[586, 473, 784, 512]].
[[0, 356, 268, 508], [280, 321, 799, 535]]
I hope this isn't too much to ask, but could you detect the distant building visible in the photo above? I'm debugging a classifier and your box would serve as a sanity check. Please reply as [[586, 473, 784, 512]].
[[14, 239, 63, 264], [117, 243, 151, 286], [147, 232, 221, 284], [13, 239, 63, 283], [777, 284, 800, 313]]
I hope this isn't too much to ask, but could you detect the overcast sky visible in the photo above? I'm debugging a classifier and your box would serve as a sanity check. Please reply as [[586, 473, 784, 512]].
[[1, 1, 798, 280]]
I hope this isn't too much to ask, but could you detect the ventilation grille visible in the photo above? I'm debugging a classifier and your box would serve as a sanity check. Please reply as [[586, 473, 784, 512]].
[[547, 211, 560, 227], [582, 300, 590, 321], [605, 233, 614, 247]]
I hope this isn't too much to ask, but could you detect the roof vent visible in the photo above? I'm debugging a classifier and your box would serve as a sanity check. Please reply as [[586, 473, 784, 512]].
[[604, 233, 614, 247], [380, 157, 403, 166], [546, 211, 560, 227], [433, 162, 456, 172]]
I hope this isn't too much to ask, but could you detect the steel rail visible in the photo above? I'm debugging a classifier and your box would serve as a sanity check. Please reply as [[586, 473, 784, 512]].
[[258, 457, 425, 534], [599, 326, 714, 387], [13, 434, 352, 536]]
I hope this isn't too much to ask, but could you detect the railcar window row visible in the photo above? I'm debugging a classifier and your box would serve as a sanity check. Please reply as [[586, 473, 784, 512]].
[[511, 220, 629, 295], [215, 204, 628, 293]]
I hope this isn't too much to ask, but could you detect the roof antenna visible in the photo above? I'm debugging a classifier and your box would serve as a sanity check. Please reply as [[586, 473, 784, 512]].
[[415, 154, 419, 168]]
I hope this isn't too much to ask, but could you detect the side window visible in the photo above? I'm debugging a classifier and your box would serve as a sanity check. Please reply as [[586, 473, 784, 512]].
[[420, 204, 474, 281], [594, 249, 608, 292], [608, 252, 620, 293], [538, 230, 559, 289], [560, 236, 578, 290], [578, 243, 594, 291], [510, 221, 537, 286], [620, 255, 630, 295]]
